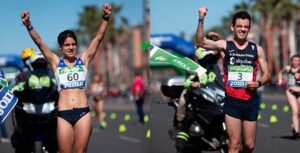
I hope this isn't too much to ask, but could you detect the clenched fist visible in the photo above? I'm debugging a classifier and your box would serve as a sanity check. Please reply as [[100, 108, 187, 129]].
[[102, 4, 112, 18], [21, 10, 31, 28], [198, 7, 207, 19]]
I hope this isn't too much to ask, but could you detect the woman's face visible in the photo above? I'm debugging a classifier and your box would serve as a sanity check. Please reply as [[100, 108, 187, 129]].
[[291, 57, 300, 68], [61, 37, 77, 58]]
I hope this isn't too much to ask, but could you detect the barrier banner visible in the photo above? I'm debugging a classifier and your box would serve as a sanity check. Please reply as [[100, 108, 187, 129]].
[[149, 44, 206, 77], [0, 69, 18, 123]]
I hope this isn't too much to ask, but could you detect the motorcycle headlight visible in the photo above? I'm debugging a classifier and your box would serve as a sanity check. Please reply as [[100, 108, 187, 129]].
[[22, 103, 36, 114], [202, 93, 214, 102], [41, 102, 56, 114], [22, 101, 56, 114], [194, 126, 201, 133], [190, 124, 204, 135]]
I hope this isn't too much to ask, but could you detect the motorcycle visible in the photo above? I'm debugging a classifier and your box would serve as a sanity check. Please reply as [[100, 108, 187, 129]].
[[11, 70, 59, 153], [161, 76, 228, 153]]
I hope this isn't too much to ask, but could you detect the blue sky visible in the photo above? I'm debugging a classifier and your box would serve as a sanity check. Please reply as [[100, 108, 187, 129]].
[[0, 0, 143, 55], [0, 0, 244, 55], [151, 0, 244, 40]]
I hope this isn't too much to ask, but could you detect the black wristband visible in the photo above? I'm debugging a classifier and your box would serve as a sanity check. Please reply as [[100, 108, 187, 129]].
[[198, 18, 204, 23], [103, 15, 110, 21], [257, 80, 262, 88], [27, 25, 33, 31]]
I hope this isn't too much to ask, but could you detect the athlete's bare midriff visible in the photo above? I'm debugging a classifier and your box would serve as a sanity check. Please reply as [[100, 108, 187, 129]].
[[288, 86, 300, 92], [58, 88, 88, 111]]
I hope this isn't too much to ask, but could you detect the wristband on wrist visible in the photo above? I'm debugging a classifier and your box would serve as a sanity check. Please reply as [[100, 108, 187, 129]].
[[27, 25, 33, 32], [103, 15, 110, 21], [257, 80, 262, 88], [198, 18, 204, 23]]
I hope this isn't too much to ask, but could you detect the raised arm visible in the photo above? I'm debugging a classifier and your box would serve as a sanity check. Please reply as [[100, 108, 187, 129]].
[[80, 4, 112, 67], [196, 7, 226, 51], [21, 10, 59, 71]]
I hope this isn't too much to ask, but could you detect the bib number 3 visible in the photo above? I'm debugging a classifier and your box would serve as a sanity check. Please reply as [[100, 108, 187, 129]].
[[228, 65, 253, 88], [237, 73, 243, 80]]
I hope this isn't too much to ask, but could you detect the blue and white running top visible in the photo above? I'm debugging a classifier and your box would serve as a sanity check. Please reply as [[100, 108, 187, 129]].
[[55, 57, 87, 91]]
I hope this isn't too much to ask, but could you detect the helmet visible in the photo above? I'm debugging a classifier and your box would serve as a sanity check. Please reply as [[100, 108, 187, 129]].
[[30, 52, 44, 63], [195, 32, 222, 66], [21, 48, 36, 60], [195, 47, 220, 66], [21, 48, 36, 70], [30, 52, 48, 70]]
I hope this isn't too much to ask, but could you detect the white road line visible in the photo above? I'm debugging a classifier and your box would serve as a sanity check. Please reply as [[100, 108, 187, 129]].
[[119, 135, 140, 143], [258, 123, 270, 128]]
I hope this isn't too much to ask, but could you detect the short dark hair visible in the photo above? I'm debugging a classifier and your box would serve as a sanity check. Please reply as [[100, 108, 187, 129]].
[[232, 11, 251, 26], [291, 54, 300, 60], [205, 34, 221, 42], [57, 30, 77, 46]]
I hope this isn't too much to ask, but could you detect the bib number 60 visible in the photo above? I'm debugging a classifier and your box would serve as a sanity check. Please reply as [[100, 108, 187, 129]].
[[67, 73, 79, 81]]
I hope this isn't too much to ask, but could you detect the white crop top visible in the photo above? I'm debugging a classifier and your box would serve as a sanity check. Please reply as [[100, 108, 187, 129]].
[[55, 57, 87, 91]]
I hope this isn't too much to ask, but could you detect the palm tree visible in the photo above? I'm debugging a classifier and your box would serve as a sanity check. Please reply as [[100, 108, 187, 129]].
[[76, 4, 124, 89], [251, 0, 281, 74], [251, 0, 300, 73], [273, 0, 299, 66]]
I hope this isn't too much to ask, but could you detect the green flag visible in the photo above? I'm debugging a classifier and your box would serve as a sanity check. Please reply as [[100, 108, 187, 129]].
[[149, 44, 206, 77]]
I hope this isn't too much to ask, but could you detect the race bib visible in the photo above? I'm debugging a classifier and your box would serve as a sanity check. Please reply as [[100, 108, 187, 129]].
[[57, 65, 86, 89], [287, 74, 296, 86], [228, 65, 253, 88]]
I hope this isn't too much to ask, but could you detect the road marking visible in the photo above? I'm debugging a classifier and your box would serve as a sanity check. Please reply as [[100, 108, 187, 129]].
[[271, 104, 278, 111], [260, 103, 266, 110], [100, 121, 107, 128], [146, 129, 151, 138], [144, 114, 150, 123], [124, 114, 131, 121], [258, 123, 270, 128], [257, 113, 262, 120], [119, 135, 140, 143], [283, 105, 289, 112], [119, 124, 127, 133], [270, 115, 278, 123], [110, 113, 117, 120]]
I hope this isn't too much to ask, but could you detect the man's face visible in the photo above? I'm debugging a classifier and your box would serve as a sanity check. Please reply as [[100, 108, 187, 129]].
[[231, 18, 250, 40]]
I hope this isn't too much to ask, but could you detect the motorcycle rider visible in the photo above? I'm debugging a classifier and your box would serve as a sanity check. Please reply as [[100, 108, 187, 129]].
[[12, 50, 56, 92], [10, 48, 36, 88], [11, 51, 58, 153], [175, 32, 223, 151]]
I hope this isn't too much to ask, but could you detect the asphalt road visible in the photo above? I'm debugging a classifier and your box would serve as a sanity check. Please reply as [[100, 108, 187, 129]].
[[0, 96, 151, 153], [1, 87, 300, 153], [150, 87, 300, 153]]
